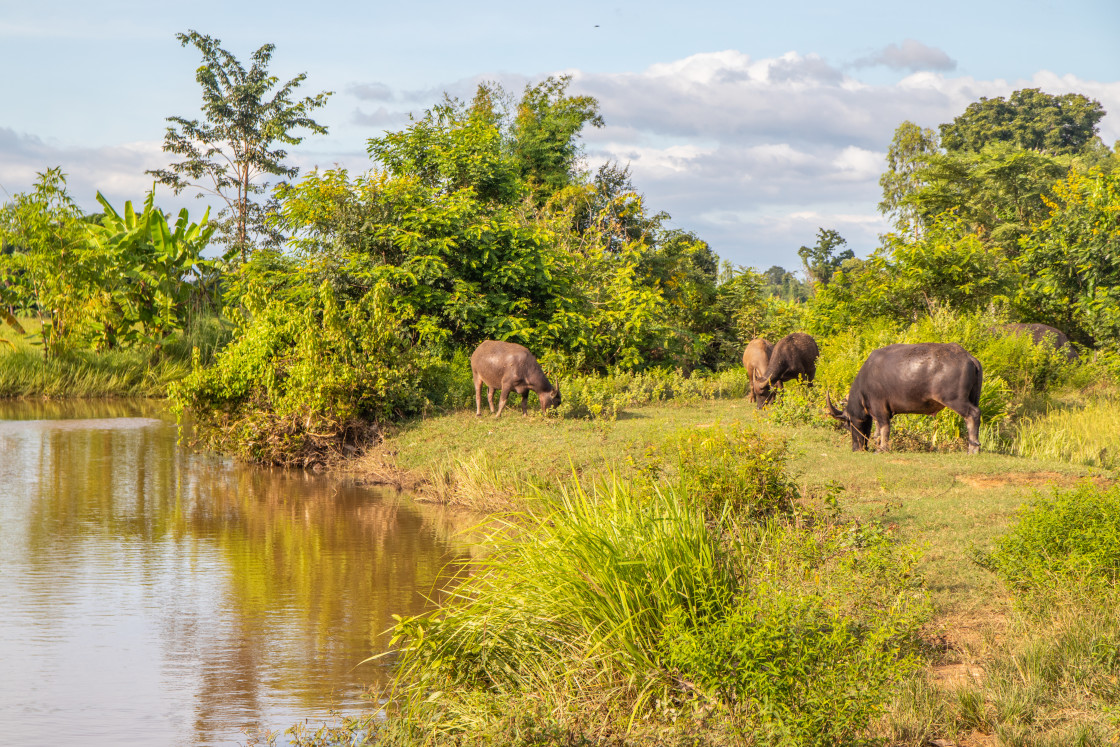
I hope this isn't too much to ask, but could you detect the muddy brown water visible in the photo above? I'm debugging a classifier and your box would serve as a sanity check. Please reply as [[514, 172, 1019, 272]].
[[0, 400, 473, 746]]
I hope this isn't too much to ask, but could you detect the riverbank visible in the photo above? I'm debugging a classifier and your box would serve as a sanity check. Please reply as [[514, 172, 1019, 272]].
[[332, 397, 1119, 745], [350, 398, 1107, 610]]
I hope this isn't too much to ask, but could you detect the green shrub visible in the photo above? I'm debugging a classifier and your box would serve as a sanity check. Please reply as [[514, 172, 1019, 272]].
[[764, 378, 833, 429], [975, 482, 1120, 599], [665, 423, 798, 520], [171, 282, 427, 465], [662, 581, 919, 746]]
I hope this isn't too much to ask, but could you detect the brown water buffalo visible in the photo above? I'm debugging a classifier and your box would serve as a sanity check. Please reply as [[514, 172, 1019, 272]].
[[827, 342, 983, 454], [742, 338, 773, 403], [470, 340, 561, 417], [1001, 323, 1079, 361], [756, 332, 819, 408]]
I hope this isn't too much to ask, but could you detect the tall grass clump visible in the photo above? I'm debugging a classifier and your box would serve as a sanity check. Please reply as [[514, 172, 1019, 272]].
[[381, 424, 929, 745], [1010, 396, 1120, 469], [0, 347, 189, 398]]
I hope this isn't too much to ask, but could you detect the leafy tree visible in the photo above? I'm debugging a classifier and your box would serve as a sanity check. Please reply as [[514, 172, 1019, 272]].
[[940, 88, 1106, 156], [762, 265, 809, 302], [368, 84, 521, 204], [798, 228, 854, 286], [149, 30, 332, 263], [511, 76, 603, 201], [0, 169, 93, 353], [904, 143, 1070, 251], [879, 121, 939, 238], [1016, 168, 1120, 346]]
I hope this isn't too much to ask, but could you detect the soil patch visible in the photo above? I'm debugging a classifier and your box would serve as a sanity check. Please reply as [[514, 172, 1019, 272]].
[[956, 471, 1081, 490]]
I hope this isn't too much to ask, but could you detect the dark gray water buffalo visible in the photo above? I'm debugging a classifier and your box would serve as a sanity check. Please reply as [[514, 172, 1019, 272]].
[[756, 332, 819, 408], [1001, 323, 1078, 361], [827, 342, 983, 454], [742, 338, 773, 403], [470, 340, 561, 417]]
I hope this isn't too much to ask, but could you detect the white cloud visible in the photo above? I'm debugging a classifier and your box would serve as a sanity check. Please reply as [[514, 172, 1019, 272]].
[[5, 51, 1118, 271]]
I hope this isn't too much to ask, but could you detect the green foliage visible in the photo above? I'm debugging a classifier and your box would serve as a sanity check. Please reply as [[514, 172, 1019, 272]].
[[663, 423, 798, 520], [0, 168, 92, 352], [939, 88, 1106, 156], [1016, 167, 1120, 347], [511, 76, 604, 200], [171, 283, 426, 465], [975, 482, 1120, 598], [149, 29, 332, 261], [797, 228, 854, 287], [82, 190, 218, 347], [0, 170, 218, 355], [904, 143, 1072, 250], [879, 121, 939, 237], [764, 377, 833, 429], [368, 84, 521, 204]]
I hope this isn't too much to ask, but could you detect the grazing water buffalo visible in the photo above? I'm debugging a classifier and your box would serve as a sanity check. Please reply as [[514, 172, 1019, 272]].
[[827, 342, 983, 454], [1001, 323, 1079, 361], [742, 338, 773, 403], [756, 332, 819, 408], [470, 340, 561, 417]]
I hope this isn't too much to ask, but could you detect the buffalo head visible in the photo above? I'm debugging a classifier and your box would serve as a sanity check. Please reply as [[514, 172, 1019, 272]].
[[826, 391, 872, 451]]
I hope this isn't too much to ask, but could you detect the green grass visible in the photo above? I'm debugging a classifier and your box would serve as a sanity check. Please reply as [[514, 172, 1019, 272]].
[[340, 389, 1119, 745], [1011, 396, 1120, 469], [0, 314, 229, 399]]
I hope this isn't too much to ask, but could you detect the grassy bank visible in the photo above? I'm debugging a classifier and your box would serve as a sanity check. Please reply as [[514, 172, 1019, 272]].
[[322, 390, 1119, 746], [0, 316, 228, 399]]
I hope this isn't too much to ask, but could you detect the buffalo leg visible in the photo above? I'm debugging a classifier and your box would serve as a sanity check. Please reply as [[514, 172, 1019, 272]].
[[496, 386, 511, 418], [519, 388, 530, 416], [878, 419, 892, 451], [870, 406, 892, 451], [950, 401, 982, 454], [486, 386, 496, 414], [474, 374, 484, 416]]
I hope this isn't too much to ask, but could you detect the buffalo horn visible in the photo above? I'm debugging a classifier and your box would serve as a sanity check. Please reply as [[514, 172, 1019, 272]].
[[826, 391, 845, 420]]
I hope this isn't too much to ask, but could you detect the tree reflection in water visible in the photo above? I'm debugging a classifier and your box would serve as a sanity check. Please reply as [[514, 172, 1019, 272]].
[[1, 401, 473, 747]]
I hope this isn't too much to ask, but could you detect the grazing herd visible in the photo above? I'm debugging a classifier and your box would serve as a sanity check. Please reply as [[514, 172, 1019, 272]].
[[469, 321, 1076, 455]]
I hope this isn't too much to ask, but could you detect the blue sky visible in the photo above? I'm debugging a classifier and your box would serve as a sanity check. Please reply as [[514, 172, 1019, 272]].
[[2, 0, 1118, 269]]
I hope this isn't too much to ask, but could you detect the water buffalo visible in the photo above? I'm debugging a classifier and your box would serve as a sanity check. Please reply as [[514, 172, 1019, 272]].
[[827, 342, 983, 454], [470, 340, 561, 417], [756, 332, 819, 408], [1001, 323, 1078, 361], [742, 338, 773, 403]]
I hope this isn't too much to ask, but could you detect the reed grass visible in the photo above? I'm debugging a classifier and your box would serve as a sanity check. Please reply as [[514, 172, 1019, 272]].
[[1011, 396, 1120, 469]]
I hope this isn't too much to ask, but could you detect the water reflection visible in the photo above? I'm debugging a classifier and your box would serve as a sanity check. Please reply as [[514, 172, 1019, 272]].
[[0, 401, 472, 746]]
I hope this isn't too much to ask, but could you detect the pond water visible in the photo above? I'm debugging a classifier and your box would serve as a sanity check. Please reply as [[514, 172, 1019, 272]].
[[0, 400, 473, 746]]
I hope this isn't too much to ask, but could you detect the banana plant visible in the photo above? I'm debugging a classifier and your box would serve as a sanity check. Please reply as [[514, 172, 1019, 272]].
[[85, 189, 218, 347]]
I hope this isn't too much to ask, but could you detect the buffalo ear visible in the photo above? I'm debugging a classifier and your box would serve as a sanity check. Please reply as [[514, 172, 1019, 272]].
[[826, 391, 847, 421]]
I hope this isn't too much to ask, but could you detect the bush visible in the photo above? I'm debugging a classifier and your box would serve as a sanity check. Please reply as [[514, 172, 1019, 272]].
[[555, 367, 751, 420], [171, 283, 428, 465], [663, 423, 798, 520], [975, 482, 1120, 599]]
